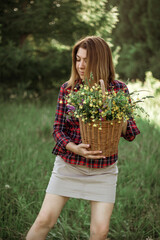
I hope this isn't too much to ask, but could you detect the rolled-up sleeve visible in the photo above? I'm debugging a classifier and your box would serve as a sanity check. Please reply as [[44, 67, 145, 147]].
[[122, 118, 140, 141], [120, 84, 140, 141]]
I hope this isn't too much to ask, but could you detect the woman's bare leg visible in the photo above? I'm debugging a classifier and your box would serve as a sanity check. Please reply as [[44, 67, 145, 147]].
[[89, 201, 114, 240], [26, 193, 69, 240]]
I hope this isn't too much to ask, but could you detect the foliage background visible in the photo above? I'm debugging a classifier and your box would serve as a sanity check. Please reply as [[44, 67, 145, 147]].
[[1, 0, 160, 94], [0, 0, 118, 94], [110, 0, 160, 81]]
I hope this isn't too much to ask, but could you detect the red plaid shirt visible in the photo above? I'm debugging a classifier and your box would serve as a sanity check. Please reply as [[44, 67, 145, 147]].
[[52, 80, 140, 168]]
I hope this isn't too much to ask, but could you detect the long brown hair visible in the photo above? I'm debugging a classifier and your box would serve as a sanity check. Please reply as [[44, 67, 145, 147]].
[[67, 36, 115, 89]]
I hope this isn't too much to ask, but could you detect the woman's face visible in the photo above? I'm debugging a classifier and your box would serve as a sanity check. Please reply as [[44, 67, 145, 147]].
[[76, 47, 87, 80]]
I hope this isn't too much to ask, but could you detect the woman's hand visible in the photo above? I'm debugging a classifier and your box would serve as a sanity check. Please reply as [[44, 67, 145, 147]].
[[122, 121, 128, 136], [66, 142, 105, 159]]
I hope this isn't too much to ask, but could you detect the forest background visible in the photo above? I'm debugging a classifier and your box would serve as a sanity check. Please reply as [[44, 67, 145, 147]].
[[0, 0, 160, 240], [1, 0, 160, 95]]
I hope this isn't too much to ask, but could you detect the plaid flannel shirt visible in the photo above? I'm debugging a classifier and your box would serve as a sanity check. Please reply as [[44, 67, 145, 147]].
[[52, 80, 140, 168]]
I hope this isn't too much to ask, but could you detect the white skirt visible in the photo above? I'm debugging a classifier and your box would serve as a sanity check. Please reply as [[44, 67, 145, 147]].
[[46, 156, 118, 203]]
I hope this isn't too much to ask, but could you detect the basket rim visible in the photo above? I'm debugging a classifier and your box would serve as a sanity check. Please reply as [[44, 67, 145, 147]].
[[79, 118, 123, 124]]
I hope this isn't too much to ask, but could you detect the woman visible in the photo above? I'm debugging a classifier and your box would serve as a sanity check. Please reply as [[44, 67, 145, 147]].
[[26, 36, 140, 240]]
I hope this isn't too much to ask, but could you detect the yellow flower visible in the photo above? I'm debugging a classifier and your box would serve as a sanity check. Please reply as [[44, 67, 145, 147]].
[[59, 100, 63, 104], [98, 127, 102, 130], [93, 124, 97, 127], [84, 86, 89, 90]]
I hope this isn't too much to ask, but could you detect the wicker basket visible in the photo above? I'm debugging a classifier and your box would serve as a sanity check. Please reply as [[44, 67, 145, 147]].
[[79, 79, 123, 157], [79, 119, 123, 157]]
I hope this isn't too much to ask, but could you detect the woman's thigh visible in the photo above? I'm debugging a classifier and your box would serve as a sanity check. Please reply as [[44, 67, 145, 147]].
[[90, 201, 114, 230], [36, 193, 69, 226]]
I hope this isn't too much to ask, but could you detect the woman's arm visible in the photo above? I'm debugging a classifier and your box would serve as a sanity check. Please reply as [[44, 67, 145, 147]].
[[66, 142, 105, 159], [121, 118, 140, 141], [122, 121, 128, 136], [121, 84, 140, 141], [53, 83, 72, 151]]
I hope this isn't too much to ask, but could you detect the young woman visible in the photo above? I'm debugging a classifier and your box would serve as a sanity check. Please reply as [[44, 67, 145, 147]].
[[26, 36, 140, 240]]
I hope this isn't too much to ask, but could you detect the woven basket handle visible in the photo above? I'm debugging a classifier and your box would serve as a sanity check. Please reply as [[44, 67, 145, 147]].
[[99, 79, 106, 102]]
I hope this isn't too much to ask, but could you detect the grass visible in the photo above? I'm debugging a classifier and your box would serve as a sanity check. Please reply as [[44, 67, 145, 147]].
[[0, 77, 160, 240]]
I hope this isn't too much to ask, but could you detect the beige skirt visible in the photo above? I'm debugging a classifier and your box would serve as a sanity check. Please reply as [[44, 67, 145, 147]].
[[46, 156, 118, 203]]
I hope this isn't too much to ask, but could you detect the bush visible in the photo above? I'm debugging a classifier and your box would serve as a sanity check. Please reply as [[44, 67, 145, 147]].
[[0, 42, 71, 92]]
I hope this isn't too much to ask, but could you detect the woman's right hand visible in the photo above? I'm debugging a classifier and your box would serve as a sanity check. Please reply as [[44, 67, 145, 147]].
[[66, 142, 105, 159]]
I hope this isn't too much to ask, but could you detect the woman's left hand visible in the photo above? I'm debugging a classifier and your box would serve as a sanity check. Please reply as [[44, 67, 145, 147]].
[[122, 121, 128, 136]]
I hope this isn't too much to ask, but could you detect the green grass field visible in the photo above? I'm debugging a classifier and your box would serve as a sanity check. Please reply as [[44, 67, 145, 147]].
[[0, 78, 160, 240]]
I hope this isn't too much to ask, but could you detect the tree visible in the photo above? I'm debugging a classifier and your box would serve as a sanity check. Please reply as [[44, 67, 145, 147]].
[[0, 0, 118, 46], [109, 0, 160, 81], [0, 0, 85, 46], [0, 0, 118, 90]]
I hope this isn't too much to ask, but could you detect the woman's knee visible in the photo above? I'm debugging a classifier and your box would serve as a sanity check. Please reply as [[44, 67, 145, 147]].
[[34, 212, 56, 230], [33, 194, 69, 230], [90, 223, 109, 240]]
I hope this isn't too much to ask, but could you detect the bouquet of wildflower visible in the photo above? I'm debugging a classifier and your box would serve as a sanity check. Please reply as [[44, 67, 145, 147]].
[[66, 82, 151, 126], [65, 78, 153, 156]]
